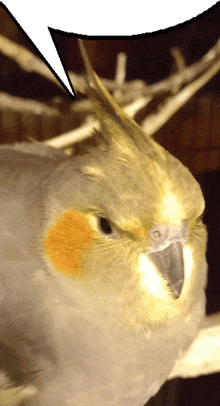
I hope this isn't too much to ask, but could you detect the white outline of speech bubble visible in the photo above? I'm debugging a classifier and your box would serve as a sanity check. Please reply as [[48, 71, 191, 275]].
[[1, 0, 218, 35]]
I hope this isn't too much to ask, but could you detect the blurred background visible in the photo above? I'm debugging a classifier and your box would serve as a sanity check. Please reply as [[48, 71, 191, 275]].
[[1, 3, 220, 405]]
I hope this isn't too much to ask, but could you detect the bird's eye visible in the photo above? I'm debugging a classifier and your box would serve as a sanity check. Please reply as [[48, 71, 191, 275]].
[[99, 217, 113, 235]]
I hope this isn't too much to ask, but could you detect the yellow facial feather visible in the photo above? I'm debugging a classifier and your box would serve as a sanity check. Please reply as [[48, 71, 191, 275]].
[[137, 245, 194, 301], [138, 253, 171, 300]]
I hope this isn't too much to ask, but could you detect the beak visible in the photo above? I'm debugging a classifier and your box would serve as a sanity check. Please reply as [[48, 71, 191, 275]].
[[148, 241, 184, 298], [147, 221, 188, 298]]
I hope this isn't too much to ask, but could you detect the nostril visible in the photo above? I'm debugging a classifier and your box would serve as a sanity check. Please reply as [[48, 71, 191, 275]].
[[153, 230, 161, 239]]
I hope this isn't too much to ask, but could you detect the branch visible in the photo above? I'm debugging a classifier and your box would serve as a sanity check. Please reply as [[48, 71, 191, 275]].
[[143, 38, 220, 96], [169, 313, 220, 379], [44, 96, 150, 150], [0, 35, 137, 97], [46, 51, 220, 149], [113, 52, 127, 100], [0, 92, 59, 116], [46, 38, 220, 148], [1, 34, 220, 149], [2, 34, 220, 102], [0, 35, 67, 93], [142, 55, 220, 136]]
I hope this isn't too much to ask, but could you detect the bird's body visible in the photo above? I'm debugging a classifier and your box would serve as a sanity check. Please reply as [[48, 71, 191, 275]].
[[0, 42, 207, 406]]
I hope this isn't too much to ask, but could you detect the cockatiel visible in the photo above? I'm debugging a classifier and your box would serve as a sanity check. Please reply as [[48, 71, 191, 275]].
[[0, 41, 207, 406]]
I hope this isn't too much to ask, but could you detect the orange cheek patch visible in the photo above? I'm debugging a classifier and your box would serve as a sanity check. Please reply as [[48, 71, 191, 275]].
[[42, 211, 95, 276]]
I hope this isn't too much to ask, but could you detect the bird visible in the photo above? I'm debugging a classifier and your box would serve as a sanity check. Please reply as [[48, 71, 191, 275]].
[[0, 40, 207, 406]]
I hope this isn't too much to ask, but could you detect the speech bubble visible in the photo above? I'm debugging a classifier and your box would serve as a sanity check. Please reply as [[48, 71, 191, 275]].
[[1, 0, 218, 99]]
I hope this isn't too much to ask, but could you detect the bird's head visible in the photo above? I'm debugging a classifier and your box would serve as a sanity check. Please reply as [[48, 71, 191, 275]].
[[41, 41, 207, 331]]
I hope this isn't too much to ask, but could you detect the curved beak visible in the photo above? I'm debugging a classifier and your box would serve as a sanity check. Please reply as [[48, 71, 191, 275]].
[[148, 241, 184, 298]]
